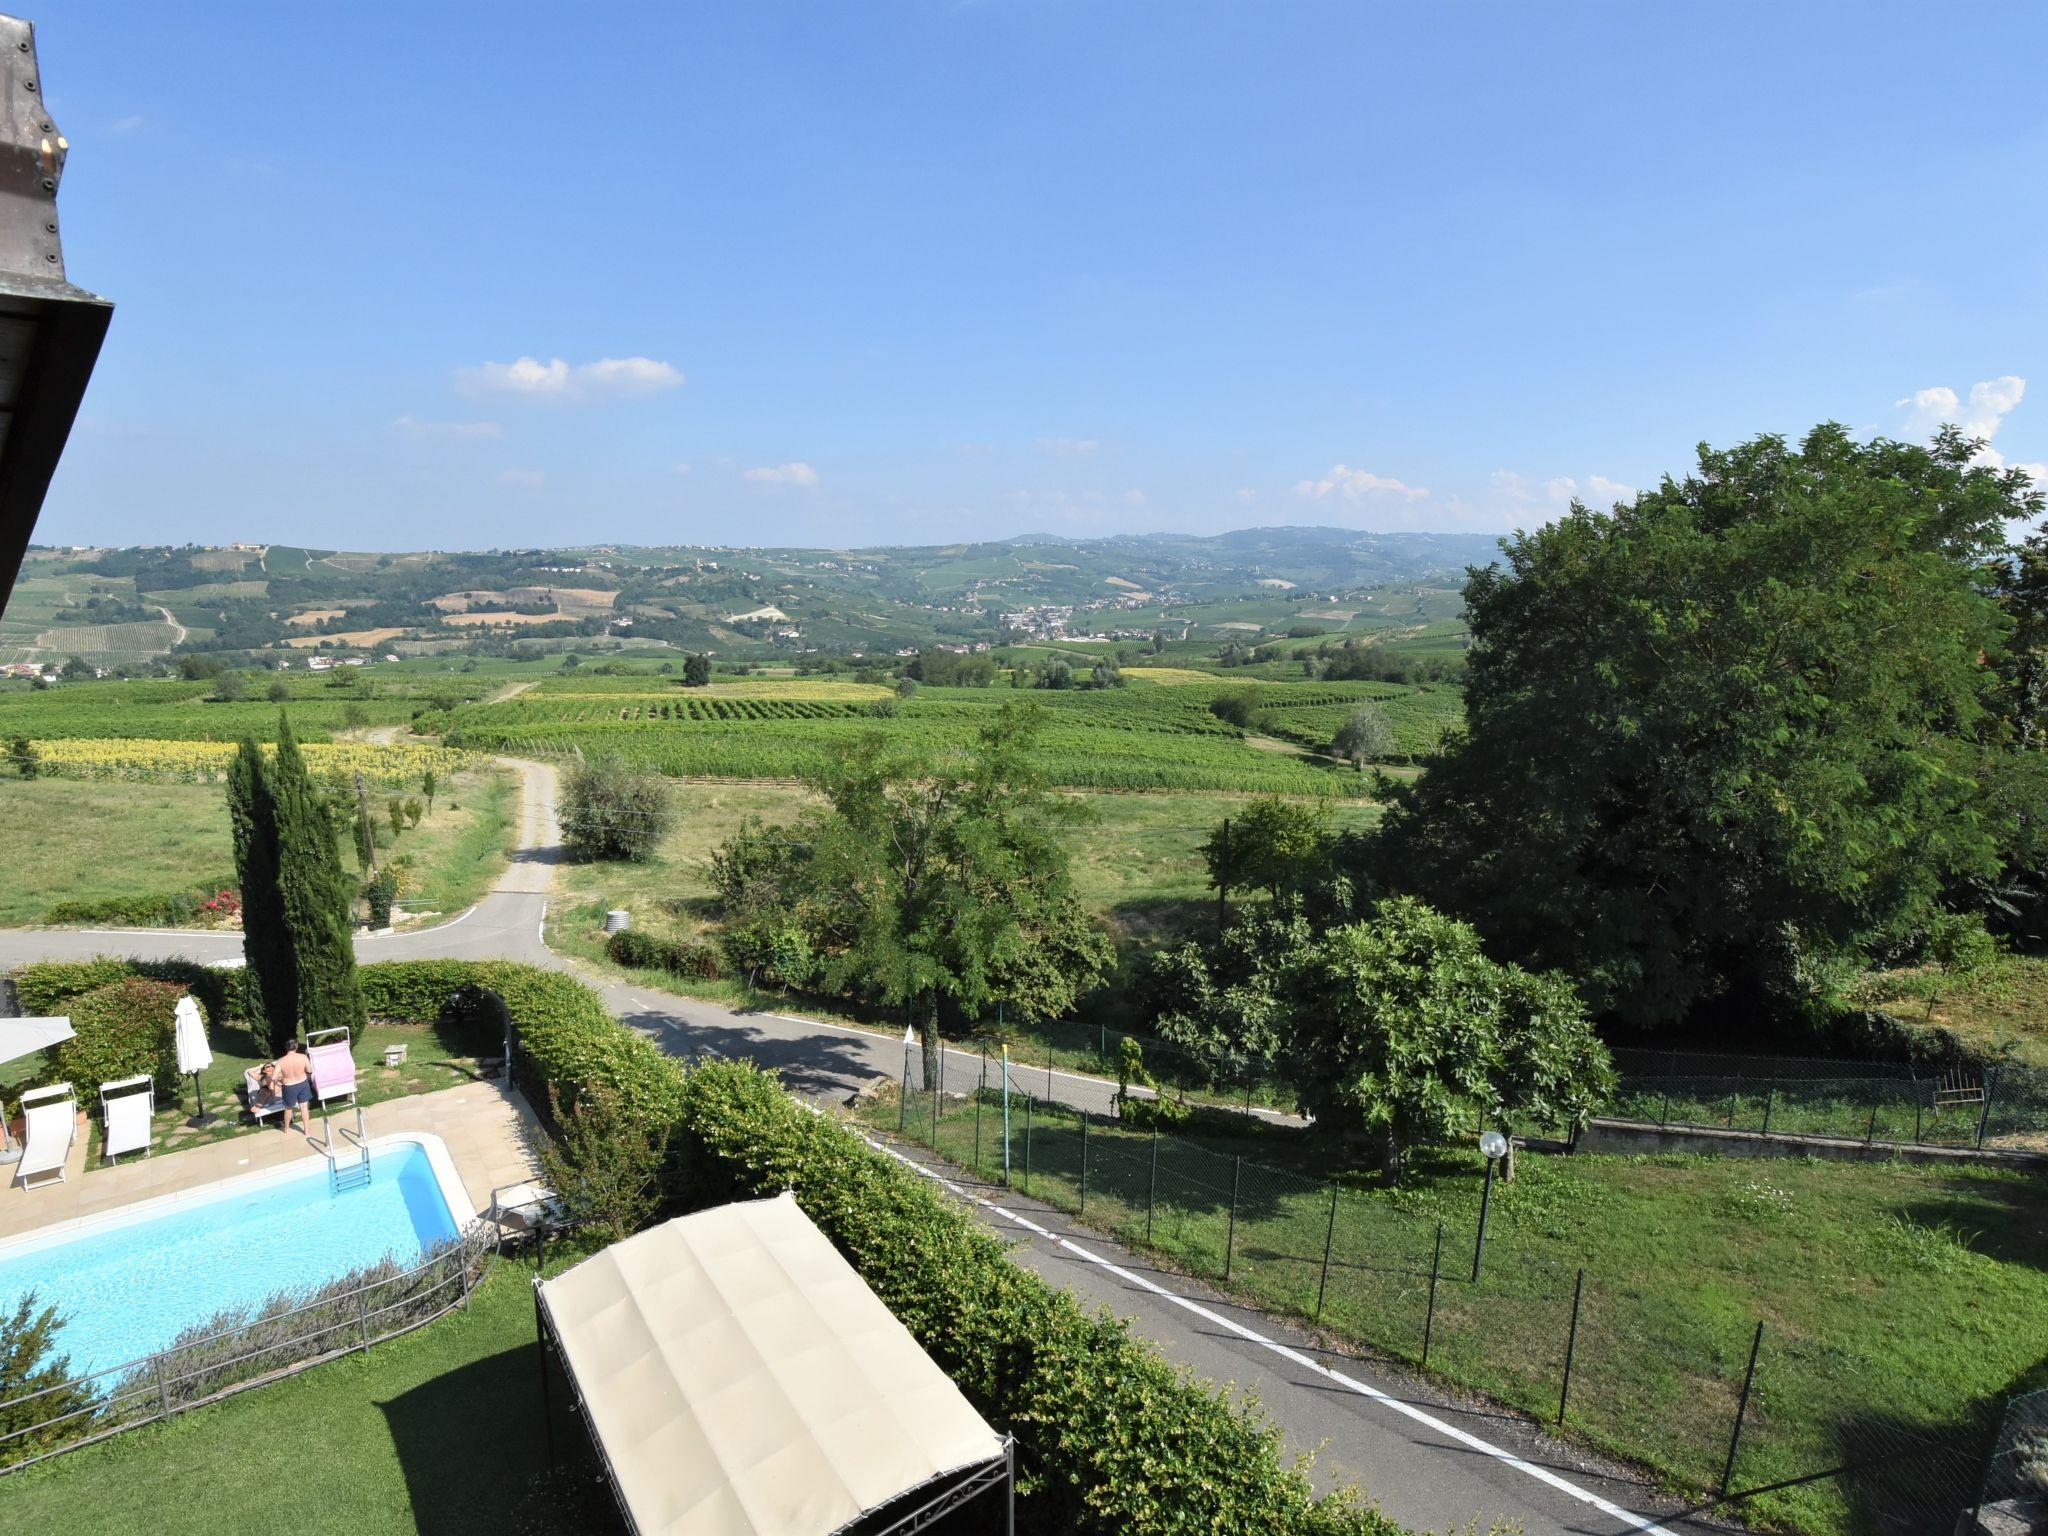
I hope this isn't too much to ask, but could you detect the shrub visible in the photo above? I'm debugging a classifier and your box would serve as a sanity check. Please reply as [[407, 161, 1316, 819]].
[[7, 736, 38, 779], [364, 867, 399, 927], [561, 752, 674, 863], [11, 957, 234, 1033], [41, 884, 239, 927], [605, 928, 722, 980], [52, 977, 189, 1097], [0, 1293, 95, 1468], [1208, 686, 1267, 731], [534, 1084, 664, 1242]]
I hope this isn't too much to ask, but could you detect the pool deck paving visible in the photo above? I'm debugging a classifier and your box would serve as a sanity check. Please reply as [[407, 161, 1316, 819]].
[[0, 1079, 540, 1242]]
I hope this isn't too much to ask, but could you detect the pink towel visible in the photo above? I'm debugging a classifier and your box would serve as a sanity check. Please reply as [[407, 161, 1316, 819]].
[[308, 1041, 356, 1094]]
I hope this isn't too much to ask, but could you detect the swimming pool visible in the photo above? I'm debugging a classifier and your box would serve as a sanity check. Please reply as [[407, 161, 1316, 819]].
[[0, 1135, 473, 1383]]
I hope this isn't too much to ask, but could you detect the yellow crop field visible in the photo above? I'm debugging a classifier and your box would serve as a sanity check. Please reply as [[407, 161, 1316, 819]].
[[30, 738, 482, 786], [1123, 666, 1222, 686]]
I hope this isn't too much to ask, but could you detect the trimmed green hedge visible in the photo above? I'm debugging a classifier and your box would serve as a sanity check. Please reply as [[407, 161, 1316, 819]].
[[605, 927, 723, 981], [53, 977, 189, 1098], [10, 956, 235, 1029]]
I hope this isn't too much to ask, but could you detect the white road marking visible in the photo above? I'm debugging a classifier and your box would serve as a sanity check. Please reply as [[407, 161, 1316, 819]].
[[857, 1130, 1681, 1536]]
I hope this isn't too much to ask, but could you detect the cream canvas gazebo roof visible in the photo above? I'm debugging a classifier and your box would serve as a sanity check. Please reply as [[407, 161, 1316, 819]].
[[536, 1192, 1006, 1536]]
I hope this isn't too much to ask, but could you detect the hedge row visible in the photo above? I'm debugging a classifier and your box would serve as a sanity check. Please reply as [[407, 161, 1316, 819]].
[[348, 959, 1399, 1536], [42, 883, 239, 929], [10, 956, 235, 1028], [605, 927, 723, 982]]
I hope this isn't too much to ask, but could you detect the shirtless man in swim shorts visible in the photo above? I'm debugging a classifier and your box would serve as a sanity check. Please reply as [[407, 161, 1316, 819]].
[[271, 1038, 313, 1134]]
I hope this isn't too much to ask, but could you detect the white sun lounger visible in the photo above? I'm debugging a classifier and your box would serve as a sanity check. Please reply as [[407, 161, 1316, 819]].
[[100, 1074, 155, 1165], [17, 1082, 78, 1188]]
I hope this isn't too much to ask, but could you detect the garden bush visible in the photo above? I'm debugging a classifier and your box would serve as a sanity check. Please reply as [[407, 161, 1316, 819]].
[[11, 956, 234, 1034], [605, 927, 722, 981], [51, 977, 189, 1098], [41, 884, 239, 928]]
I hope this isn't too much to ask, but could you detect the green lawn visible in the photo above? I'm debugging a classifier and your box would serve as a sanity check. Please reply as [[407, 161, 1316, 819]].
[[0, 779, 233, 924], [0, 769, 513, 929], [0, 1250, 612, 1536], [862, 1089, 2047, 1536]]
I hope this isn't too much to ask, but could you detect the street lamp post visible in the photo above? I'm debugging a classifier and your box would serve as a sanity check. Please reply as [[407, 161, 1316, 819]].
[[1471, 1129, 1508, 1282]]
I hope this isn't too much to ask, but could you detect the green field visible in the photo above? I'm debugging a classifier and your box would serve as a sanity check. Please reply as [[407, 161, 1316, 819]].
[[439, 678, 1451, 795], [0, 768, 513, 925], [0, 674, 498, 743], [867, 1093, 2040, 1536]]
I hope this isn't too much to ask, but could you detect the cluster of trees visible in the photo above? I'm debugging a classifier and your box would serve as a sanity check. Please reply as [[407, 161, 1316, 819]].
[[1377, 425, 2048, 1034], [708, 703, 1113, 1086], [226, 717, 366, 1050], [904, 648, 999, 687]]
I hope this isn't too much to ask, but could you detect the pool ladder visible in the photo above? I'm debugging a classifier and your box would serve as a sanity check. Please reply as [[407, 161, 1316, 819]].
[[326, 1105, 372, 1195]]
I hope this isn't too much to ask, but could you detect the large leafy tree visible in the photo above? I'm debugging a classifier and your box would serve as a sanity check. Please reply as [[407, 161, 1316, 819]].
[[716, 702, 1111, 1085], [227, 737, 298, 1047], [269, 717, 367, 1041], [1279, 897, 1611, 1180], [1376, 425, 2041, 1030]]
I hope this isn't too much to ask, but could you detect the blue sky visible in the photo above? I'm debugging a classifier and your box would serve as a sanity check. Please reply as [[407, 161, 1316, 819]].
[[33, 1, 2048, 550]]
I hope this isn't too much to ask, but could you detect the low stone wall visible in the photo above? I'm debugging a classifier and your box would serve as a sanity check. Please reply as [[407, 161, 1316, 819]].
[[1577, 1116, 2048, 1171]]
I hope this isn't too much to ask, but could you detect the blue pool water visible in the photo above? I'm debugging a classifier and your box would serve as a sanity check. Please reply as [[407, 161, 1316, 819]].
[[0, 1142, 459, 1382]]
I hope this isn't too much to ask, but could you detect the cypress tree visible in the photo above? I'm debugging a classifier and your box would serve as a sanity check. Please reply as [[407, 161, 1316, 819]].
[[270, 716, 367, 1041], [226, 736, 297, 1049]]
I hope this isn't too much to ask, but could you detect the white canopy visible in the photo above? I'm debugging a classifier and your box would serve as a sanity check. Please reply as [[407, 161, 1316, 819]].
[[173, 995, 211, 1075], [537, 1192, 1005, 1536], [0, 1016, 73, 1070]]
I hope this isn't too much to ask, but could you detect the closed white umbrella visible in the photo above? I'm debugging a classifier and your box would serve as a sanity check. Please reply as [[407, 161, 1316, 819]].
[[173, 995, 217, 1127]]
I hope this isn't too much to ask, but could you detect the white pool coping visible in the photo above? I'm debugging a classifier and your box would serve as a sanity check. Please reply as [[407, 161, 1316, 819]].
[[0, 1131, 477, 1265]]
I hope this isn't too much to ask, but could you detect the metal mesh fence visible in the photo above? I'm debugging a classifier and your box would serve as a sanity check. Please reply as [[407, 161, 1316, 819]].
[[1975, 1386, 2048, 1515], [1606, 1050, 2048, 1152], [870, 1082, 2023, 1535]]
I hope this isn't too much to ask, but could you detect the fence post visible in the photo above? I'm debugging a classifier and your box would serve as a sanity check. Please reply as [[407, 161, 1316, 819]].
[[1557, 1268, 1585, 1425], [1761, 1079, 1775, 1136], [1024, 1096, 1034, 1194], [152, 1351, 173, 1420], [1314, 1183, 1339, 1324], [1079, 1114, 1089, 1215], [357, 1284, 372, 1352], [1047, 1047, 1053, 1100], [1423, 1222, 1443, 1366], [1146, 1126, 1160, 1243], [1720, 1321, 1765, 1499], [1659, 1083, 1672, 1126], [1728, 1071, 1741, 1129], [932, 1062, 942, 1148], [1224, 1156, 1242, 1282], [1865, 1101, 1878, 1146], [1977, 1066, 1999, 1149], [975, 1048, 985, 1173]]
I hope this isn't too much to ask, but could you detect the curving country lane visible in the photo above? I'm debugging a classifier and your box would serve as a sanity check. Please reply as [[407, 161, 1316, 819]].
[[0, 755, 1700, 1536]]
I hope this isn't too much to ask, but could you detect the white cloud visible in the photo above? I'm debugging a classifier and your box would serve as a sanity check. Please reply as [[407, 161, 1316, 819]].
[[1035, 436, 1100, 458], [672, 462, 692, 475], [1488, 470, 1635, 514], [1296, 465, 1430, 503], [1895, 376, 2027, 459], [457, 355, 684, 400], [1122, 489, 1147, 506], [499, 467, 545, 487], [392, 414, 502, 441], [1235, 487, 1258, 505], [107, 114, 149, 136], [743, 462, 820, 488]]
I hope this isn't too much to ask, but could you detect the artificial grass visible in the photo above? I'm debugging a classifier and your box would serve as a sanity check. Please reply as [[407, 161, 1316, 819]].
[[860, 1086, 2048, 1536], [0, 1251, 593, 1536]]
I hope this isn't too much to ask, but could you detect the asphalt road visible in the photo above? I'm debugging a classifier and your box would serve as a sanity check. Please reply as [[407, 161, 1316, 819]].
[[0, 755, 1709, 1536]]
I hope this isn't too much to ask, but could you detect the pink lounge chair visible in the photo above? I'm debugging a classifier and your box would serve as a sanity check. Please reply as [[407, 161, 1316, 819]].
[[305, 1028, 357, 1109]]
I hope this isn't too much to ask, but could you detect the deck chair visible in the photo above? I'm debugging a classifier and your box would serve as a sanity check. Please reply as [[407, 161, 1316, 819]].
[[241, 1067, 285, 1123], [306, 1027, 357, 1109], [100, 1074, 154, 1164], [17, 1082, 78, 1188]]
